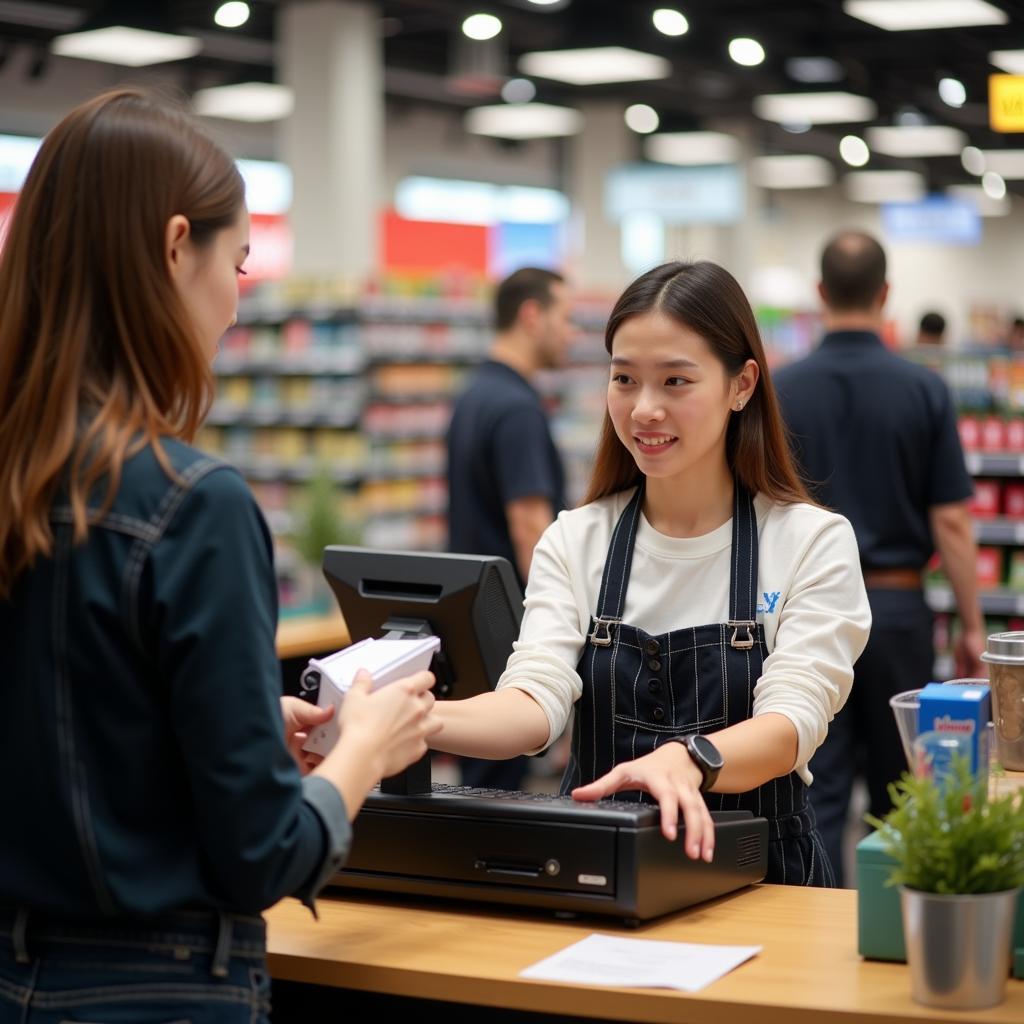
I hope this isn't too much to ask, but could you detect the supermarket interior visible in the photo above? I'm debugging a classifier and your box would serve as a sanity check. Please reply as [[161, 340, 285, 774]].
[[9, 2, 1024, 1022]]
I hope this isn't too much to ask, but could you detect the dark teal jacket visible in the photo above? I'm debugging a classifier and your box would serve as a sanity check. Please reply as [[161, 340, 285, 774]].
[[0, 440, 349, 918]]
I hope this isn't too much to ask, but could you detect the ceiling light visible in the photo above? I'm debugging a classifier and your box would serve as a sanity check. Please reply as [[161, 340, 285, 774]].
[[214, 2, 250, 29], [947, 183, 1010, 216], [653, 8, 689, 36], [844, 1, 1006, 31], [645, 131, 740, 166], [751, 154, 835, 189], [845, 170, 925, 203], [782, 121, 812, 133], [785, 56, 844, 83], [839, 135, 870, 166], [625, 103, 659, 133], [866, 124, 966, 157], [938, 77, 966, 107], [729, 38, 765, 67], [193, 82, 294, 122], [754, 91, 876, 125], [518, 46, 670, 85], [465, 102, 582, 138], [961, 146, 985, 175], [979, 150, 1024, 178], [526, 0, 563, 5], [51, 26, 201, 66], [501, 77, 536, 103], [990, 50, 1024, 75], [982, 170, 1007, 199], [462, 13, 502, 41]]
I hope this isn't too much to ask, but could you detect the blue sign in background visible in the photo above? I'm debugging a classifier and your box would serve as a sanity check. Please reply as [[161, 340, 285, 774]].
[[881, 196, 981, 246], [606, 163, 744, 225]]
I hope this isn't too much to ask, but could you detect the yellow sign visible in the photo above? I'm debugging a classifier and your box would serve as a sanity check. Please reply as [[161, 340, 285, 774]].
[[990, 74, 1024, 132]]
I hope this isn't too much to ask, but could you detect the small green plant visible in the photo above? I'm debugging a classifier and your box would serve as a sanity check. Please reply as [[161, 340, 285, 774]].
[[292, 464, 360, 569], [866, 754, 1024, 895]]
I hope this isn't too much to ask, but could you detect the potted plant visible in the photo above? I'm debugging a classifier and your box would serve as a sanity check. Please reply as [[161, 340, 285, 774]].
[[291, 464, 361, 613], [866, 751, 1024, 1009]]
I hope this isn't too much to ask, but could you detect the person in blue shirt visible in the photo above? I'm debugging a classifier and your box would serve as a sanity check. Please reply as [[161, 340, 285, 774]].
[[447, 267, 573, 790], [774, 230, 982, 886], [0, 88, 440, 1024]]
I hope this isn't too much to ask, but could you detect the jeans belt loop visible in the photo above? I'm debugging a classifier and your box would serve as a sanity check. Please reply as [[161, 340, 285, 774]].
[[211, 912, 233, 978], [12, 909, 30, 965]]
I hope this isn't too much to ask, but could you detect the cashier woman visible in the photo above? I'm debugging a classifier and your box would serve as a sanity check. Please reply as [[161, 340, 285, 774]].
[[432, 261, 871, 886]]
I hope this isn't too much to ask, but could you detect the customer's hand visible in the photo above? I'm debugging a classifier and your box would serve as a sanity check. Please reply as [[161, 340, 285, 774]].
[[280, 695, 332, 775], [571, 744, 715, 862], [337, 669, 442, 780]]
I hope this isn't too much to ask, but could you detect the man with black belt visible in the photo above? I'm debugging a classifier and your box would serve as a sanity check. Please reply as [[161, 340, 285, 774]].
[[774, 230, 984, 886], [447, 266, 573, 789]]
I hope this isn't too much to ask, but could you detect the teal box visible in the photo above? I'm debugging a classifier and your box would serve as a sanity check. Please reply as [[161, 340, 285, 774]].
[[917, 681, 990, 777], [857, 830, 1024, 974]]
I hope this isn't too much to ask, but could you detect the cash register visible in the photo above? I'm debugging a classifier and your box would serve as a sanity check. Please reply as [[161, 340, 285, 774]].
[[311, 546, 768, 923]]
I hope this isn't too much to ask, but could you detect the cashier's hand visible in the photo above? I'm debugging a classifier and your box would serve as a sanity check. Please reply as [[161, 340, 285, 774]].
[[571, 745, 715, 863], [340, 669, 443, 780], [955, 624, 985, 678], [280, 696, 332, 775]]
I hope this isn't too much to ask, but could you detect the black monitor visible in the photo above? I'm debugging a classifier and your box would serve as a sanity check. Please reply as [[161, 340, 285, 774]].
[[320, 546, 523, 702]]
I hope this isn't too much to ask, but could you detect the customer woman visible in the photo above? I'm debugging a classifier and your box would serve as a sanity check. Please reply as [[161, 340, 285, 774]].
[[0, 88, 439, 1022], [431, 261, 870, 885]]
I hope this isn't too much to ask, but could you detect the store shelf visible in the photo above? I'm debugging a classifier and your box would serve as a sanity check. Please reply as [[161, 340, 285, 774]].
[[367, 392, 457, 406], [975, 517, 1024, 545], [226, 457, 362, 485], [215, 354, 364, 376], [927, 586, 1024, 616], [207, 406, 360, 429], [964, 452, 1024, 476]]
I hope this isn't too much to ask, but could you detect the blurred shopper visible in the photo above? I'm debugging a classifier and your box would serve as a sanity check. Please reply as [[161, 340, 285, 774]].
[[1007, 316, 1024, 352], [915, 311, 946, 346], [774, 230, 983, 886], [447, 267, 573, 789]]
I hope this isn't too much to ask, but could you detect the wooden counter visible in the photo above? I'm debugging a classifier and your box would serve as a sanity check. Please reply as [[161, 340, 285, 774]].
[[266, 884, 1024, 1023], [275, 611, 349, 661]]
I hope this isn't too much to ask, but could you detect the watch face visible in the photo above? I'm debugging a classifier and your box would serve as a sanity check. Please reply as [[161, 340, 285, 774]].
[[692, 734, 724, 770]]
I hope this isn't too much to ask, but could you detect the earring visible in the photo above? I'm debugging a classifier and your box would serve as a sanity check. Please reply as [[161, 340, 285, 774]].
[[735, 401, 744, 411]]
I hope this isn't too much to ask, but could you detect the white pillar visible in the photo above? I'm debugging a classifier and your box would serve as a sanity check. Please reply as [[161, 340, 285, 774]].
[[568, 101, 632, 291], [278, 0, 382, 282]]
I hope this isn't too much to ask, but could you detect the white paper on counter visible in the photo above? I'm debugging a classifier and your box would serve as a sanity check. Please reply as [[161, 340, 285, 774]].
[[519, 933, 762, 992]]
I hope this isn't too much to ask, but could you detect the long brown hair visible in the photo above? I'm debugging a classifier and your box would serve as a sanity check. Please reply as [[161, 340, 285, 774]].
[[583, 261, 813, 507], [0, 87, 244, 597]]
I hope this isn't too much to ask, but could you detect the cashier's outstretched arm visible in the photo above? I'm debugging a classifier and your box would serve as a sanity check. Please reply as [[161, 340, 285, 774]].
[[429, 688, 551, 759]]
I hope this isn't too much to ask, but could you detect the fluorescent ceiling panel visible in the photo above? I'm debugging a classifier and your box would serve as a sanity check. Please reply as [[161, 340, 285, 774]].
[[947, 183, 1011, 216], [194, 83, 294, 122], [866, 124, 966, 157], [51, 26, 201, 66], [844, 1, 1006, 30], [990, 50, 1024, 74], [979, 150, 1024, 179], [644, 131, 740, 166], [753, 91, 876, 124], [518, 46, 670, 85], [845, 170, 926, 203], [751, 154, 835, 189], [465, 102, 582, 138]]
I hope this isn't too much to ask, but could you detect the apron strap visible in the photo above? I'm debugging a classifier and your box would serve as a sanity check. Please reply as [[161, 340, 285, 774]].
[[727, 484, 759, 648], [589, 485, 644, 644]]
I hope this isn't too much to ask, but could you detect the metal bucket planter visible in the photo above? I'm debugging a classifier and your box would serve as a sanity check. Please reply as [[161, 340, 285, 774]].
[[900, 886, 1019, 1009]]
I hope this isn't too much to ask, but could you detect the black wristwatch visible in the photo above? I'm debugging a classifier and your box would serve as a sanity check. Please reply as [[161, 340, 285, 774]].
[[670, 734, 724, 792]]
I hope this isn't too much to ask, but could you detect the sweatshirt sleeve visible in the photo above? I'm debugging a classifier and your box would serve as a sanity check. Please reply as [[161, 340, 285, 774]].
[[148, 464, 350, 913], [495, 516, 587, 752], [752, 512, 871, 781]]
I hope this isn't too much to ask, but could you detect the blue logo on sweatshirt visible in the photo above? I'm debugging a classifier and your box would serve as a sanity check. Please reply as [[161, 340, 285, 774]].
[[756, 591, 781, 616]]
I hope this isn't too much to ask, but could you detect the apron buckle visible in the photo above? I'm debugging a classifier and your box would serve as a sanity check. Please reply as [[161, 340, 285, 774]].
[[728, 620, 756, 650], [589, 615, 621, 647]]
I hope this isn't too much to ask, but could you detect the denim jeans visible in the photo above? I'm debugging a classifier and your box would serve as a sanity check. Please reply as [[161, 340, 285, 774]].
[[0, 909, 270, 1024]]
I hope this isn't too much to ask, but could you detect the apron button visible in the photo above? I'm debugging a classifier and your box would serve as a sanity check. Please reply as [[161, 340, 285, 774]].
[[647, 679, 662, 694], [652, 706, 665, 721], [648, 658, 661, 671], [644, 639, 659, 656]]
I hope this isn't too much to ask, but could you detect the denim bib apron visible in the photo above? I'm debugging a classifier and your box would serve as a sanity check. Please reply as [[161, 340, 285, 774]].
[[561, 484, 834, 886]]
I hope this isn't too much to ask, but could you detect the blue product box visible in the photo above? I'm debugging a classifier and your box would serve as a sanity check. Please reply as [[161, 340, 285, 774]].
[[916, 682, 991, 777]]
